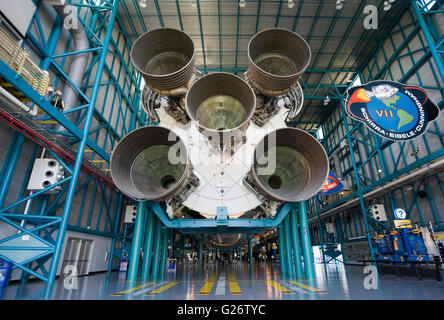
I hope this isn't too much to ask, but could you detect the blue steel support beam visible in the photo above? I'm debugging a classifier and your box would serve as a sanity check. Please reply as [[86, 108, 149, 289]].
[[217, 0, 222, 69], [274, 1, 283, 28], [299, 201, 315, 279], [278, 223, 286, 278], [196, 0, 207, 70], [234, 2, 240, 75], [283, 214, 294, 278], [140, 208, 155, 280], [107, 193, 123, 271], [42, 1, 119, 299], [314, 197, 327, 268], [159, 228, 168, 279], [0, 135, 25, 208], [152, 0, 165, 27], [149, 201, 293, 231], [175, 0, 184, 31], [255, 0, 262, 34], [290, 206, 303, 279], [197, 238, 203, 263], [0, 132, 18, 185], [127, 200, 146, 282], [247, 234, 252, 265], [291, 0, 303, 32], [151, 218, 163, 281]]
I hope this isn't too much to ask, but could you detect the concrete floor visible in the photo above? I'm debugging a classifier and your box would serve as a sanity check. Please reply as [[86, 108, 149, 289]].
[[3, 262, 444, 300]]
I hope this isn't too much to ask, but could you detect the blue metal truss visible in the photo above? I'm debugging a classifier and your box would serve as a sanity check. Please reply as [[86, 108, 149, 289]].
[[0, 0, 147, 299]]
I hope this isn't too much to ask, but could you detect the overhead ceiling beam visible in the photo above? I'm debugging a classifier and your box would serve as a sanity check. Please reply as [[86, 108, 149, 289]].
[[292, 0, 304, 32], [274, 0, 283, 28], [131, 0, 148, 32], [325, 1, 366, 71], [119, 1, 138, 37], [255, 0, 262, 34], [235, 1, 241, 74], [218, 0, 222, 69], [306, 0, 325, 44], [305, 7, 341, 83], [152, 0, 164, 27], [196, 0, 207, 70], [175, 0, 184, 30]]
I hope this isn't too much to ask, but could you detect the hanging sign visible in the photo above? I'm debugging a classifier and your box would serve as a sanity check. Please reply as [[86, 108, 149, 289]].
[[345, 80, 439, 140], [394, 219, 412, 229], [318, 170, 343, 195]]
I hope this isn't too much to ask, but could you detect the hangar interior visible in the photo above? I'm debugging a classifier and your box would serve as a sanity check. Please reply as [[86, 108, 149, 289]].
[[0, 0, 443, 300]]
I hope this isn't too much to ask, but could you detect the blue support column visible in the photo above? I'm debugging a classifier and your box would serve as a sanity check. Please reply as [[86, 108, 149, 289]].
[[283, 215, 294, 278], [290, 205, 304, 279], [197, 237, 203, 263], [314, 197, 328, 268], [140, 208, 155, 281], [151, 218, 163, 281], [248, 234, 253, 265], [299, 201, 315, 279], [278, 223, 287, 278], [127, 200, 146, 282], [159, 227, 168, 280], [107, 193, 123, 271]]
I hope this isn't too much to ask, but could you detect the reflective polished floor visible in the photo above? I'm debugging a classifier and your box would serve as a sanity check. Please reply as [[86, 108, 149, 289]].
[[3, 262, 444, 300]]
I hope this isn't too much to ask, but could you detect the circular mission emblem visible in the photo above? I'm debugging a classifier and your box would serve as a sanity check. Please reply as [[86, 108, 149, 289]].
[[345, 80, 439, 141]]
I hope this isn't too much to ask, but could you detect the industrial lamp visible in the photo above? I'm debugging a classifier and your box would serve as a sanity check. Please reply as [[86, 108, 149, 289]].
[[138, 0, 147, 8], [336, 0, 344, 10]]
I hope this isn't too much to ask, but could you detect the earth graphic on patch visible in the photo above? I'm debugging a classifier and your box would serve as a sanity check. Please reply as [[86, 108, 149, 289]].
[[365, 84, 419, 132]]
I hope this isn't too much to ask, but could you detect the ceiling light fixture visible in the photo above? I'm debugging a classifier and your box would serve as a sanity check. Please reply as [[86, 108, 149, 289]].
[[239, 0, 246, 8], [288, 0, 295, 8], [336, 0, 344, 10], [323, 95, 330, 106], [383, 1, 391, 11], [191, 0, 196, 7], [138, 0, 147, 8]]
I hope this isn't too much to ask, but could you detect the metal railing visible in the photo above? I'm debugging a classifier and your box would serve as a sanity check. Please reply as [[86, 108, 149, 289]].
[[0, 25, 49, 96]]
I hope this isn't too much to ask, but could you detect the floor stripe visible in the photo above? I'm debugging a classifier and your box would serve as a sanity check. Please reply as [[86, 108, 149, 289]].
[[198, 271, 218, 295], [283, 282, 313, 294], [289, 280, 328, 294], [145, 281, 179, 296], [267, 280, 294, 294], [110, 282, 153, 296], [227, 270, 242, 295], [214, 272, 226, 296], [132, 281, 168, 296]]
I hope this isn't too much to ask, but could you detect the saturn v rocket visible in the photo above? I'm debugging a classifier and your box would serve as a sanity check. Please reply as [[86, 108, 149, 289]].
[[110, 27, 329, 247]]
